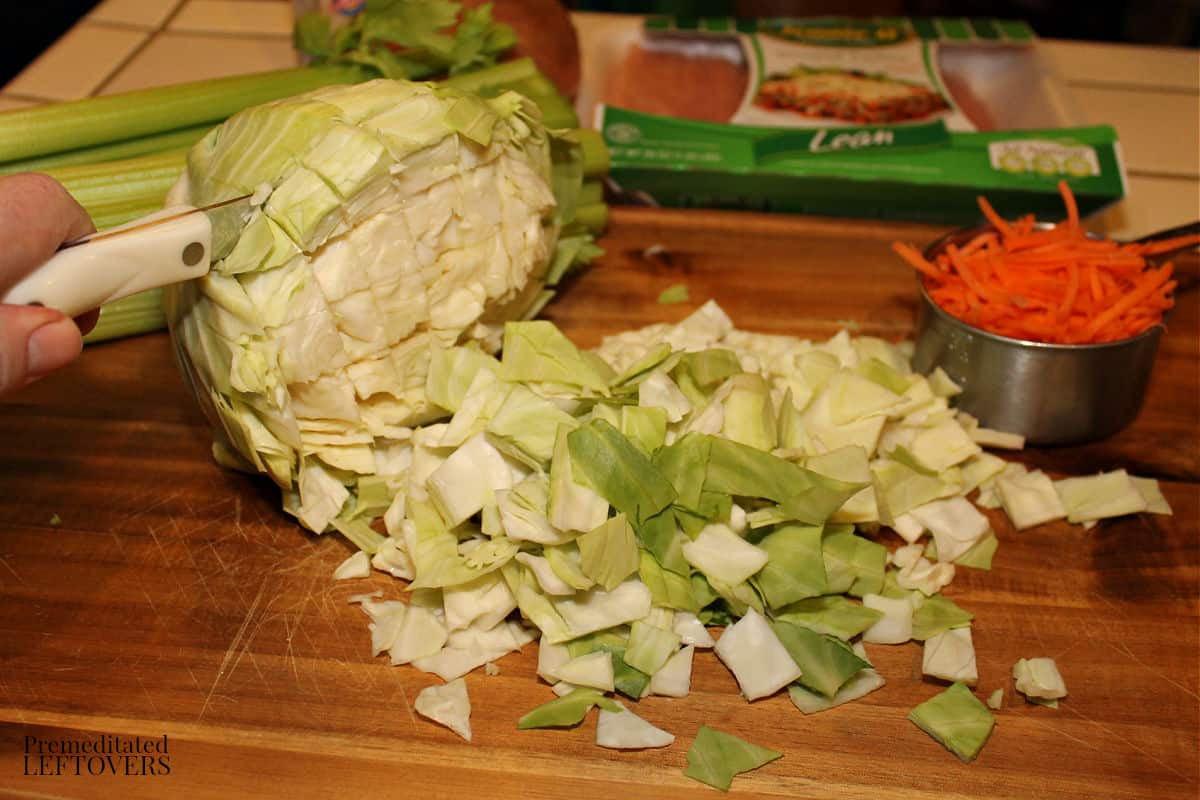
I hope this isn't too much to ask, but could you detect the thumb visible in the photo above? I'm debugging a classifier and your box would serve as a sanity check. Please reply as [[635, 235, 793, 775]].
[[0, 305, 83, 395]]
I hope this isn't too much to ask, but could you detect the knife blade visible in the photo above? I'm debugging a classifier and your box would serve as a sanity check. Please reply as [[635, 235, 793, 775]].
[[1, 194, 253, 318]]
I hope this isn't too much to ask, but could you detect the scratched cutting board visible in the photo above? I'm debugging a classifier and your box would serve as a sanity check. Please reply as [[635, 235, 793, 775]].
[[0, 208, 1196, 799]]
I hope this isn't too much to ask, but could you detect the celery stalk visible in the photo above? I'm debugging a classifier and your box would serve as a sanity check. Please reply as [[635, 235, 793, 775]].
[[577, 129, 610, 178], [45, 150, 187, 210], [506, 73, 560, 99], [441, 58, 578, 128], [573, 203, 609, 234], [525, 92, 579, 129], [89, 200, 165, 231], [0, 65, 368, 163], [579, 180, 604, 208], [82, 289, 166, 344], [0, 124, 211, 175], [441, 57, 539, 94]]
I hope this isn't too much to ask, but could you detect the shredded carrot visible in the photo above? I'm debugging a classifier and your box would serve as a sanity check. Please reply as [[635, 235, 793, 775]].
[[1059, 180, 1079, 229], [976, 195, 1013, 238], [1058, 260, 1080, 319], [898, 182, 1190, 344], [1135, 233, 1200, 256], [1087, 264, 1103, 303], [890, 241, 943, 280]]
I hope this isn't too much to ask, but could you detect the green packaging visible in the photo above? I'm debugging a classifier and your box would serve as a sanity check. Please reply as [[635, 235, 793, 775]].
[[585, 16, 1125, 223]]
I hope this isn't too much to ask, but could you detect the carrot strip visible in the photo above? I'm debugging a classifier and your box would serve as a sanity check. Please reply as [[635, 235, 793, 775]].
[[1058, 260, 1080, 319], [1131, 233, 1200, 257], [1087, 264, 1102, 303], [891, 241, 942, 280], [1059, 180, 1079, 229], [1081, 264, 1174, 341], [946, 244, 1006, 304], [961, 231, 998, 257], [976, 195, 1013, 238]]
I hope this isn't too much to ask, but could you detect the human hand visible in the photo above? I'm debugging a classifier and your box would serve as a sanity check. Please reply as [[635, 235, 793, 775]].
[[0, 173, 98, 395]]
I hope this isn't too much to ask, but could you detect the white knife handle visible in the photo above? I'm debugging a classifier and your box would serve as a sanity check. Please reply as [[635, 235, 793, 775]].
[[1, 205, 213, 318]]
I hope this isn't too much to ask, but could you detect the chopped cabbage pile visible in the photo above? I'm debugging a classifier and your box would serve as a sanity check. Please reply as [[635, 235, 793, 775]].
[[320, 300, 1171, 779]]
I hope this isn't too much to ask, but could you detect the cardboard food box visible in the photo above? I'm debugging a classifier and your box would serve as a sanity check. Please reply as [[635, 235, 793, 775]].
[[576, 15, 1126, 223]]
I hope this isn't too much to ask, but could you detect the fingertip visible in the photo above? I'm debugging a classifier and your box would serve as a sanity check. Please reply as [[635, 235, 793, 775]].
[[27, 316, 83, 378], [0, 305, 83, 395]]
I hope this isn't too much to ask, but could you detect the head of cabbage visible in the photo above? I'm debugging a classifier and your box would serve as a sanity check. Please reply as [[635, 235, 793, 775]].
[[164, 78, 590, 533]]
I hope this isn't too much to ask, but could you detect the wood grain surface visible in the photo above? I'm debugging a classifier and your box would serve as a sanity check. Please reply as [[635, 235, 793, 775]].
[[0, 207, 1196, 799]]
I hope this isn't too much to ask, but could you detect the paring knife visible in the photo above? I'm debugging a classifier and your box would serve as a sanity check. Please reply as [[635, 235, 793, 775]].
[[2, 194, 254, 318]]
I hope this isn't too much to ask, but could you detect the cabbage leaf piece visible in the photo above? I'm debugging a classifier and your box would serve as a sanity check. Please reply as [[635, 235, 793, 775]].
[[620, 405, 668, 454], [576, 513, 639, 591], [771, 621, 870, 698], [414, 677, 472, 741], [1012, 657, 1068, 702], [908, 682, 995, 763], [501, 321, 613, 393], [653, 432, 711, 512], [788, 642, 886, 714], [754, 524, 827, 609], [426, 344, 499, 414], [596, 703, 675, 749], [911, 593, 974, 641], [648, 644, 695, 697], [909, 496, 989, 564], [548, 424, 609, 533], [636, 508, 688, 575], [487, 383, 578, 467], [555, 651, 615, 692], [567, 420, 677, 525], [624, 620, 681, 677], [713, 608, 801, 701], [872, 458, 957, 524], [638, 372, 691, 425], [554, 580, 653, 640], [1131, 476, 1172, 515], [567, 630, 651, 700], [822, 528, 886, 597], [516, 687, 620, 729], [681, 523, 768, 587], [638, 551, 699, 613], [1053, 469, 1147, 523], [996, 469, 1065, 530], [923, 627, 978, 685], [673, 349, 742, 389], [861, 593, 914, 644], [683, 726, 782, 792], [952, 532, 998, 570], [407, 500, 515, 589], [773, 595, 883, 641], [657, 284, 690, 305], [703, 435, 814, 504]]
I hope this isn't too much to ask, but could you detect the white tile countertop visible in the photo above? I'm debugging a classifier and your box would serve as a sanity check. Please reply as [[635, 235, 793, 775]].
[[2, 0, 1197, 239]]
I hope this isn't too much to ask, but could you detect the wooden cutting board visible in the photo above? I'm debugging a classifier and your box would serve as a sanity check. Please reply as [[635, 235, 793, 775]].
[[0, 207, 1196, 799]]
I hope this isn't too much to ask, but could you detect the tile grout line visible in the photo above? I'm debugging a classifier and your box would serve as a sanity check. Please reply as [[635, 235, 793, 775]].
[[1064, 78, 1200, 97], [90, 0, 189, 98], [1125, 168, 1200, 181], [0, 91, 59, 104], [83, 19, 157, 35], [157, 29, 293, 40]]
